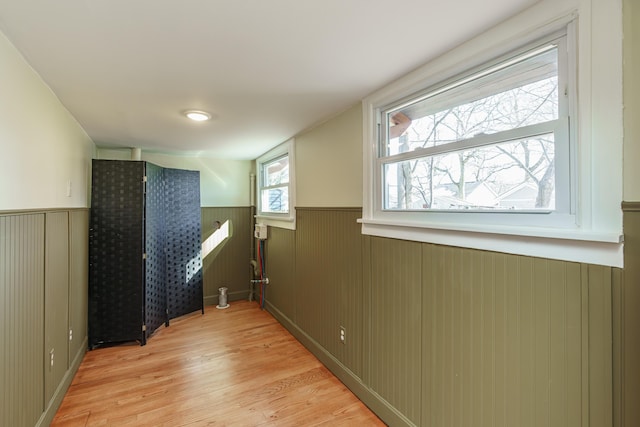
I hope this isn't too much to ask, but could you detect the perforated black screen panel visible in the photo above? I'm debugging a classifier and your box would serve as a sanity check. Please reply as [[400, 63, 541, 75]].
[[144, 162, 167, 338], [89, 160, 145, 348], [164, 168, 203, 320]]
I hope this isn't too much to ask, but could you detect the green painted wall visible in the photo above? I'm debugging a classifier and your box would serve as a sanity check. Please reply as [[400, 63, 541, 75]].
[[264, 226, 296, 321], [295, 208, 364, 376], [295, 104, 363, 207], [201, 207, 252, 305], [69, 210, 89, 369], [0, 30, 95, 211], [264, 208, 620, 427], [44, 212, 70, 404], [98, 149, 252, 207], [624, 0, 640, 200], [368, 237, 422, 424], [620, 1, 640, 424], [621, 204, 640, 426], [0, 213, 45, 427], [0, 209, 89, 427]]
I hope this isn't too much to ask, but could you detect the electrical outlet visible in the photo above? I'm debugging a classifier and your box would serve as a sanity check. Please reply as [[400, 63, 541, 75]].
[[49, 349, 54, 370], [69, 329, 73, 341], [339, 326, 346, 344]]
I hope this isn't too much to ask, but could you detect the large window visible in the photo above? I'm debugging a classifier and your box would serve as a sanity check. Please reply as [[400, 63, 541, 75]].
[[380, 34, 569, 214], [362, 8, 625, 267]]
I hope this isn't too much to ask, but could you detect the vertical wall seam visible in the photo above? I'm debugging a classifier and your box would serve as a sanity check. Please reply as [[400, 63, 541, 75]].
[[490, 253, 497, 425], [420, 243, 424, 426], [516, 256, 521, 425], [480, 251, 485, 426], [502, 256, 508, 426], [617, 267, 625, 427], [564, 263, 568, 426], [581, 264, 590, 427], [67, 212, 72, 370], [42, 213, 48, 412], [547, 261, 551, 427]]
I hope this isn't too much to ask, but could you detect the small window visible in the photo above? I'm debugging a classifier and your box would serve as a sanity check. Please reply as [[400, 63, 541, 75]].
[[260, 155, 289, 214], [256, 139, 296, 229], [379, 36, 569, 213]]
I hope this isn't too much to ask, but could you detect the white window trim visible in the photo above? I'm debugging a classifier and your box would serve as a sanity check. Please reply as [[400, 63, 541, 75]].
[[255, 139, 296, 230], [361, 1, 624, 267]]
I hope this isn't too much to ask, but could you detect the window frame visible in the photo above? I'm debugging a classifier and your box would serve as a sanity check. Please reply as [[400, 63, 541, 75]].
[[255, 139, 296, 230], [260, 153, 290, 214], [360, 9, 624, 267], [378, 38, 569, 216]]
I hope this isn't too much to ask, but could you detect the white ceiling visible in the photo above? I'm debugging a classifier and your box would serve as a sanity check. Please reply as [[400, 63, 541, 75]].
[[0, 0, 539, 160]]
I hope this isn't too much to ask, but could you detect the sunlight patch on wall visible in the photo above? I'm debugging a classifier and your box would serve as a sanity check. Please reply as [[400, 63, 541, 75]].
[[202, 220, 230, 259]]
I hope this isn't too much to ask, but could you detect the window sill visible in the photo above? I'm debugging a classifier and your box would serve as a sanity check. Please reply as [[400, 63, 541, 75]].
[[255, 214, 296, 231], [358, 218, 623, 267]]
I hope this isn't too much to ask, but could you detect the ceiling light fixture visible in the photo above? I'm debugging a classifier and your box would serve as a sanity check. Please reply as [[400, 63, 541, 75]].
[[184, 110, 211, 122]]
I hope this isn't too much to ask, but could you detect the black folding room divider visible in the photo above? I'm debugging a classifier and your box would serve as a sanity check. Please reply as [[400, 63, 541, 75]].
[[89, 159, 203, 348], [164, 168, 204, 320]]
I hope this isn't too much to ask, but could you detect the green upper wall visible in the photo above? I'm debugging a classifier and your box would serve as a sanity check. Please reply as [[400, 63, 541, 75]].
[[0, 26, 252, 211], [0, 31, 95, 211], [295, 104, 363, 207], [624, 0, 640, 201], [97, 148, 252, 207], [288, 0, 639, 210], [1, 0, 637, 210]]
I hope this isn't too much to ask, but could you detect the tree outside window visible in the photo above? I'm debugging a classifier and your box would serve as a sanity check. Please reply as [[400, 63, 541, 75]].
[[381, 42, 565, 212]]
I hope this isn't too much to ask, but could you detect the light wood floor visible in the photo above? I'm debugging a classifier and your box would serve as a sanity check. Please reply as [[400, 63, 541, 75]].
[[52, 300, 385, 426]]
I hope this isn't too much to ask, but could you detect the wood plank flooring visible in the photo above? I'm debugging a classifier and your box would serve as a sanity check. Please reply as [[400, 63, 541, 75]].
[[52, 301, 384, 426]]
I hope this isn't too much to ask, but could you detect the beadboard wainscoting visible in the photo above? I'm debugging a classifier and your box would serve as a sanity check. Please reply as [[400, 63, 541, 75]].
[[262, 207, 627, 427], [0, 209, 89, 427]]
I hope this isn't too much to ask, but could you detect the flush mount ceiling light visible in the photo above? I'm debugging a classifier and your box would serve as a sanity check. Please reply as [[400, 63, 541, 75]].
[[183, 110, 211, 122]]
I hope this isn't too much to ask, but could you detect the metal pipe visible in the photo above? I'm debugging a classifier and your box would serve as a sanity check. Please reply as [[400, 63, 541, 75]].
[[250, 173, 256, 207]]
